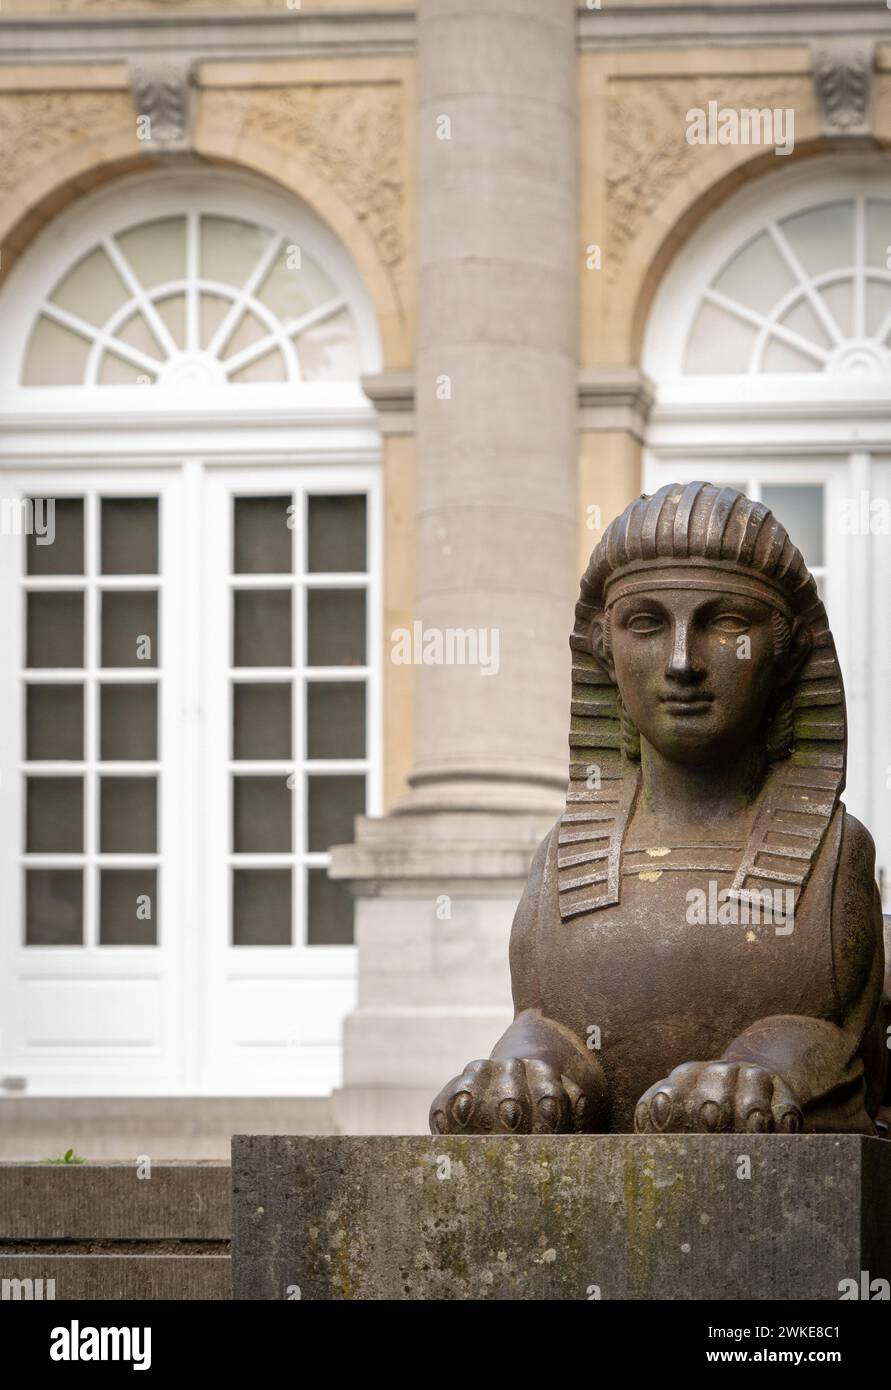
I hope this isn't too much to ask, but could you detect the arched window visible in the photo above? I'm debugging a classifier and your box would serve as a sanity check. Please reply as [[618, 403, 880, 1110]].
[[21, 211, 361, 389], [683, 194, 891, 379], [643, 156, 891, 908], [0, 170, 382, 1098]]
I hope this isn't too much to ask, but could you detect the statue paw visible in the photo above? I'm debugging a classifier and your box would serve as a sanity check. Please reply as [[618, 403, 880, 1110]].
[[429, 1057, 592, 1136], [634, 1061, 803, 1135]]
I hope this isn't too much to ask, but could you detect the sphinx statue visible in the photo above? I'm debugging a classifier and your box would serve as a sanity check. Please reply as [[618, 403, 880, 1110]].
[[430, 482, 891, 1137]]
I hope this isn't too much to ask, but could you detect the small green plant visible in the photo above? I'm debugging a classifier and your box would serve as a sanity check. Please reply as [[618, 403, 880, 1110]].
[[45, 1148, 86, 1165]]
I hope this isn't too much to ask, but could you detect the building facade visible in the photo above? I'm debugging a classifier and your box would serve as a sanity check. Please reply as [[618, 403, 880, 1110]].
[[0, 0, 889, 1150]]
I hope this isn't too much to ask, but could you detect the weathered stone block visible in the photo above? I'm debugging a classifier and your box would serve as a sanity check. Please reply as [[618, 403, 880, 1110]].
[[0, 1161, 230, 1241], [232, 1134, 891, 1301]]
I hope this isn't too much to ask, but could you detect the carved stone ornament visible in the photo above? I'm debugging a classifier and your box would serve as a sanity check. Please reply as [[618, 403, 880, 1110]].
[[813, 41, 873, 137], [430, 483, 891, 1139], [129, 56, 194, 152]]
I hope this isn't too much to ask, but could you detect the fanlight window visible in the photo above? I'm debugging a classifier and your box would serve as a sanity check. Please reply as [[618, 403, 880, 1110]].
[[22, 213, 362, 388], [685, 197, 891, 377]]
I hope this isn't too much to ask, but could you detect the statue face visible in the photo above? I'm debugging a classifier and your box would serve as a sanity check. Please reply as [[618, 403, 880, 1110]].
[[605, 568, 789, 765]]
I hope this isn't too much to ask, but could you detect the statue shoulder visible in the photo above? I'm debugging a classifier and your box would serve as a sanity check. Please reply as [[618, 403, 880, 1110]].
[[507, 821, 561, 1013], [837, 808, 878, 876], [831, 807, 883, 1007]]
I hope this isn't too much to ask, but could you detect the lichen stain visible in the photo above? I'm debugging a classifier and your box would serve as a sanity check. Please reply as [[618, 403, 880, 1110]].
[[624, 1153, 685, 1297]]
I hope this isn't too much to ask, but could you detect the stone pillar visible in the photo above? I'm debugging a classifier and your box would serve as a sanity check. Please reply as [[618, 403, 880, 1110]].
[[331, 0, 579, 1134]]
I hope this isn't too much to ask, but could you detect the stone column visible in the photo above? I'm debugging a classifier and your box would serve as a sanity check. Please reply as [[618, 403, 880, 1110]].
[[331, 0, 579, 1133]]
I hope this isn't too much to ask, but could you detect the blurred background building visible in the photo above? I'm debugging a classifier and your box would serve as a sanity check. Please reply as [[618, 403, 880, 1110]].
[[0, 0, 888, 1155]]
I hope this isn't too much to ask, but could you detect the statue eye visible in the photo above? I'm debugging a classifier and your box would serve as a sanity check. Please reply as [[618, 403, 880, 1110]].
[[626, 613, 664, 634], [711, 613, 749, 634]]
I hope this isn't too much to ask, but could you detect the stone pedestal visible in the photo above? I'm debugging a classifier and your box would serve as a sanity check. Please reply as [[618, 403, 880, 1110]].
[[231, 1134, 891, 1301]]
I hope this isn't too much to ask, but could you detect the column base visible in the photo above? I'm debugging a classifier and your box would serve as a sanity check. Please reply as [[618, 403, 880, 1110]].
[[329, 808, 555, 1134]]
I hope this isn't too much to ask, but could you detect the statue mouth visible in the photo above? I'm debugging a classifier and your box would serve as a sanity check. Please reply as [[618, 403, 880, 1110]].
[[659, 693, 714, 715]]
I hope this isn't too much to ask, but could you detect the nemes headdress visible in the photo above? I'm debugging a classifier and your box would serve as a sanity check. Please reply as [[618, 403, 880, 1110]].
[[558, 482, 846, 922]]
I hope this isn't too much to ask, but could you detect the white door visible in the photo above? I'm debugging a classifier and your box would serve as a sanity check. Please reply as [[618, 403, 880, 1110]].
[[200, 466, 381, 1095], [0, 468, 195, 1094]]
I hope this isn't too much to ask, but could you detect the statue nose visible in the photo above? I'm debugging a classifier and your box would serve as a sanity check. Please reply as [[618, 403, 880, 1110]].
[[665, 622, 699, 682]]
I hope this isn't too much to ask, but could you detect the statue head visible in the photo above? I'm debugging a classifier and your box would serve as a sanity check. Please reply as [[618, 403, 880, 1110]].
[[580, 483, 824, 767], [558, 482, 847, 919], [578, 483, 839, 772]]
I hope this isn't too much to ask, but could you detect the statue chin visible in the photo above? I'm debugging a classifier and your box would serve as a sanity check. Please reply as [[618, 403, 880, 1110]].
[[429, 482, 891, 1139]]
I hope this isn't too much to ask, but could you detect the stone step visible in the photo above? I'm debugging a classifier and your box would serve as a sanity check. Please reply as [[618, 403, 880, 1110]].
[[0, 1162, 230, 1240], [0, 1098, 335, 1161], [0, 1163, 231, 1300], [0, 1254, 230, 1301]]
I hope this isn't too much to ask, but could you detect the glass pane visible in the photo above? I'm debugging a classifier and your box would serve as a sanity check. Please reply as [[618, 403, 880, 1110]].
[[102, 498, 159, 575], [200, 293, 230, 350], [50, 246, 127, 328], [233, 590, 291, 667], [306, 682, 365, 759], [27, 592, 84, 669], [232, 775, 291, 853], [307, 868, 353, 945], [116, 218, 186, 289], [761, 485, 824, 567], [778, 298, 832, 349], [201, 216, 272, 289], [229, 348, 287, 384], [233, 868, 291, 946], [27, 685, 84, 761], [222, 311, 267, 362], [115, 312, 163, 359], [819, 280, 854, 340], [298, 308, 360, 381], [22, 317, 91, 386], [684, 302, 757, 374], [233, 496, 291, 574], [306, 590, 366, 666], [100, 684, 158, 761], [100, 869, 157, 945], [866, 279, 891, 340], [712, 231, 796, 316], [26, 497, 83, 575], [101, 591, 158, 667], [98, 352, 155, 387], [779, 201, 854, 279], [762, 338, 822, 374], [865, 200, 891, 270], [307, 774, 365, 852], [233, 682, 291, 760], [257, 248, 336, 319], [307, 495, 366, 572], [26, 869, 82, 946], [155, 295, 186, 350], [100, 776, 157, 853], [27, 776, 83, 853]]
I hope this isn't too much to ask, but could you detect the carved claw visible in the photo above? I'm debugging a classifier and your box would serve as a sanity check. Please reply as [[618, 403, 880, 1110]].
[[635, 1061, 804, 1135], [428, 1057, 596, 1135]]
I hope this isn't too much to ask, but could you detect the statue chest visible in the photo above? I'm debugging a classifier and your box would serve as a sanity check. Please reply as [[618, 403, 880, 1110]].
[[537, 836, 840, 1044]]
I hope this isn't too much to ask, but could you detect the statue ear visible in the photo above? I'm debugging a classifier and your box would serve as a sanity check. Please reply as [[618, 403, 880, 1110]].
[[589, 613, 615, 680], [778, 615, 812, 687]]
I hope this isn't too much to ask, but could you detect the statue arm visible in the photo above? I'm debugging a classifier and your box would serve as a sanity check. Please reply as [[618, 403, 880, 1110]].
[[720, 812, 884, 1133]]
